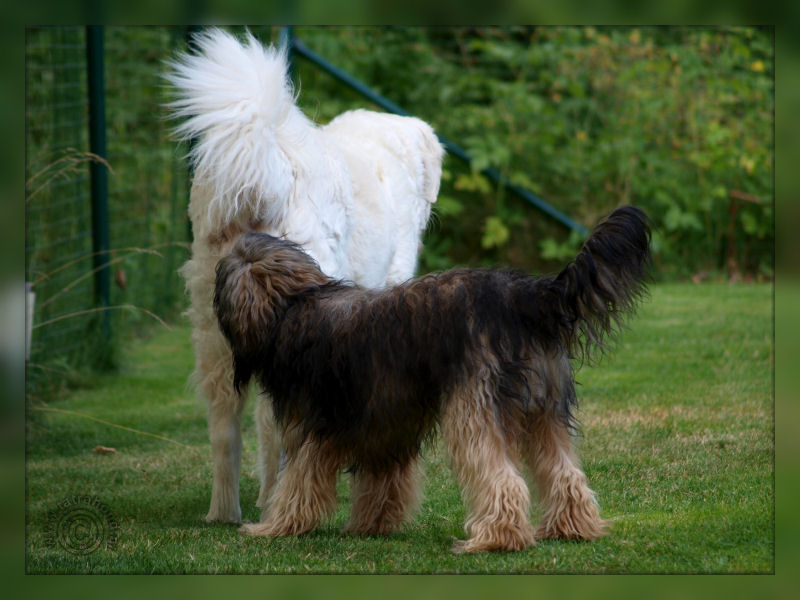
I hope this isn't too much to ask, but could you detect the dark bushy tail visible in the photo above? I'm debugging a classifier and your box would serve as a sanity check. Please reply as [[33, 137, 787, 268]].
[[551, 205, 651, 359]]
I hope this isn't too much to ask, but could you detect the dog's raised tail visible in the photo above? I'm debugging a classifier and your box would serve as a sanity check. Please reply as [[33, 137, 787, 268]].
[[165, 28, 311, 228], [547, 206, 651, 359]]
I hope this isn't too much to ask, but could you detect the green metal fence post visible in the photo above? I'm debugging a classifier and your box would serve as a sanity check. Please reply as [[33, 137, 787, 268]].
[[86, 25, 111, 339], [279, 26, 295, 82]]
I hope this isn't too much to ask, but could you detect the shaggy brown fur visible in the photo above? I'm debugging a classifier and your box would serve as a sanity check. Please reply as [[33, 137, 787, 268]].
[[214, 206, 651, 552]]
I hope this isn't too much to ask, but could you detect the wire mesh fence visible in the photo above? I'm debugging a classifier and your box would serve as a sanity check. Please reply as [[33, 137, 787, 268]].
[[26, 26, 191, 393]]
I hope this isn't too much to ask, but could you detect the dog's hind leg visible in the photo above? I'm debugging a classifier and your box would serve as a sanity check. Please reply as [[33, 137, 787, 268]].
[[184, 235, 248, 524], [442, 379, 536, 553], [255, 397, 282, 520], [194, 327, 247, 524], [344, 458, 423, 536], [525, 415, 608, 540], [200, 346, 245, 523], [241, 436, 341, 537]]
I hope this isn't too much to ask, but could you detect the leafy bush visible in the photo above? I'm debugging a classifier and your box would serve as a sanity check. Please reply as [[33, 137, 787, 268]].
[[286, 26, 773, 279]]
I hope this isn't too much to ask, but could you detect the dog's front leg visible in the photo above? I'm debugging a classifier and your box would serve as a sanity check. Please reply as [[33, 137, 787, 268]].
[[241, 437, 340, 537], [345, 458, 423, 535], [254, 397, 282, 520]]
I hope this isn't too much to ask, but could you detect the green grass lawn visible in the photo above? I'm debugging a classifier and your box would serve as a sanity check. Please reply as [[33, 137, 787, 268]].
[[25, 282, 773, 574]]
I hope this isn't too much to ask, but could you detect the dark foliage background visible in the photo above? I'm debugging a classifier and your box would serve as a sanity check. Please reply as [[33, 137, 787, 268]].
[[281, 26, 773, 280]]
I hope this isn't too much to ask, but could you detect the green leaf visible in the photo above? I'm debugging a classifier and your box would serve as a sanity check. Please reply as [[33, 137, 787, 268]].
[[454, 172, 492, 194], [434, 195, 465, 217], [664, 205, 703, 232], [481, 215, 510, 249], [740, 210, 758, 235], [538, 230, 584, 261]]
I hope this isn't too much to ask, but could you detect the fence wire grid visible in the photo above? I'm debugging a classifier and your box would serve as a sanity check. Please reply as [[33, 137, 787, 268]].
[[26, 27, 191, 390]]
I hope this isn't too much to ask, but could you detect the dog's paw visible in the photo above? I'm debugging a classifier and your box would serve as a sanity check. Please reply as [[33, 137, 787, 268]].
[[205, 511, 242, 525], [450, 533, 536, 554], [239, 521, 288, 537], [238, 523, 263, 536], [533, 515, 609, 541]]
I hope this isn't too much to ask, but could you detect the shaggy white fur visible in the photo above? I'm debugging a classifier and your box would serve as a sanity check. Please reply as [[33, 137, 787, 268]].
[[166, 28, 443, 523]]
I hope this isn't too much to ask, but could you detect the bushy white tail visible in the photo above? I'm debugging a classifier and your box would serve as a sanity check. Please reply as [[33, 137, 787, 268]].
[[165, 28, 314, 228]]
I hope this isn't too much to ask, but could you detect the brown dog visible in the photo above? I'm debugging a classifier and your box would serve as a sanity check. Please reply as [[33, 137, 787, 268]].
[[215, 206, 651, 553]]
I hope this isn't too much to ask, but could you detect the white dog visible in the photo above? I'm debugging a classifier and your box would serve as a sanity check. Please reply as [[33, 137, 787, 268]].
[[166, 29, 443, 523]]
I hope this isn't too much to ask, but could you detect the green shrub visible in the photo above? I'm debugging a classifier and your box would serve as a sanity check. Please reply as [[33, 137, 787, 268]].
[[288, 26, 773, 279]]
